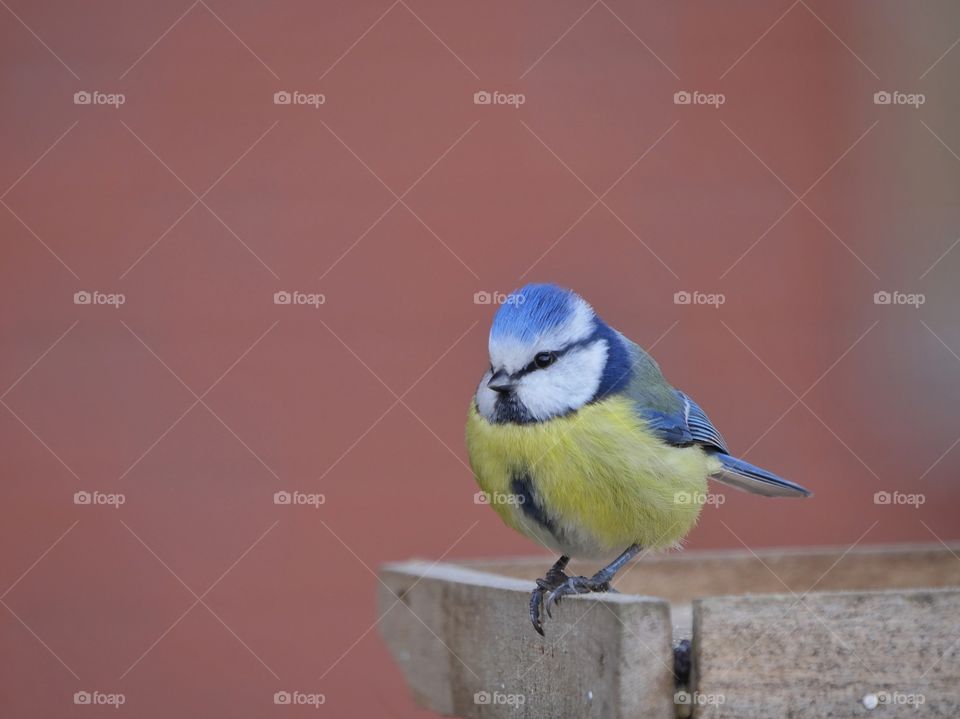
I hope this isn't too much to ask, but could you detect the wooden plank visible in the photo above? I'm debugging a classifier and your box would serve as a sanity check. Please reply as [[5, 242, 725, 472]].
[[378, 561, 676, 718], [693, 588, 960, 717]]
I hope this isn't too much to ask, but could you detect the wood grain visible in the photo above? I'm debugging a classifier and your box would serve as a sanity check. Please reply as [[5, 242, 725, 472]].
[[693, 588, 960, 717]]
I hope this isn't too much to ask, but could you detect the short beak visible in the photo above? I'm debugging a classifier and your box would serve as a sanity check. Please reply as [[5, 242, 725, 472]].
[[487, 369, 515, 394]]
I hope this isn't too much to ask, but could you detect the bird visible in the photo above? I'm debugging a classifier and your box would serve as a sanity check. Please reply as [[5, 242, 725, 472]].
[[465, 283, 811, 635]]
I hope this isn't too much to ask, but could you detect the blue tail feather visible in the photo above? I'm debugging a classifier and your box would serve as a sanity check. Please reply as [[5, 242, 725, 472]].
[[710, 453, 812, 498]]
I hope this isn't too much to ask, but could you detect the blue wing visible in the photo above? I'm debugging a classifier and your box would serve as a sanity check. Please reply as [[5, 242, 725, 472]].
[[638, 391, 810, 497], [638, 390, 729, 453], [619, 339, 810, 497]]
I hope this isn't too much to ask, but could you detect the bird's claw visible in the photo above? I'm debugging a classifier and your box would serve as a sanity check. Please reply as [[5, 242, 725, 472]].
[[529, 570, 569, 635], [530, 572, 613, 634], [527, 547, 638, 636], [530, 587, 547, 636]]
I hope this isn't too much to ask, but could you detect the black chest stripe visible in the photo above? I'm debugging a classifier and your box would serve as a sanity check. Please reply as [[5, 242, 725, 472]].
[[510, 472, 558, 536]]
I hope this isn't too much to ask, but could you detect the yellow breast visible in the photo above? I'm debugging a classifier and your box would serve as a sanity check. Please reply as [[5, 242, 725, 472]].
[[465, 396, 719, 559]]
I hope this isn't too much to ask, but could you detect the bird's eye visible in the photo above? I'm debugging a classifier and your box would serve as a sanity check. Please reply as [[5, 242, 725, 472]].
[[532, 351, 556, 370]]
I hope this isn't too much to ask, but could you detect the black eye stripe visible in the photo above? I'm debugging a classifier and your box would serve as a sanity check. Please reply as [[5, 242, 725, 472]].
[[507, 336, 603, 379]]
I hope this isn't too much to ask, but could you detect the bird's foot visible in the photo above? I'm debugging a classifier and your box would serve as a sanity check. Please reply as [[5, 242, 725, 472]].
[[543, 574, 612, 618], [529, 559, 570, 636], [529, 546, 640, 636], [530, 570, 615, 635]]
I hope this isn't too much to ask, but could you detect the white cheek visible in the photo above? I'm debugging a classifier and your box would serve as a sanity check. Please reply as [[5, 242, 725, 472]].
[[475, 370, 498, 421], [517, 342, 608, 421]]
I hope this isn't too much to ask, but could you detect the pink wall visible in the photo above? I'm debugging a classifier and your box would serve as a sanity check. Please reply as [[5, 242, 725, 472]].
[[2, 1, 958, 716]]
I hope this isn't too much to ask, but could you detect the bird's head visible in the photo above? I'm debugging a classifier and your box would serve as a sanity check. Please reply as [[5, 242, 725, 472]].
[[475, 283, 632, 424]]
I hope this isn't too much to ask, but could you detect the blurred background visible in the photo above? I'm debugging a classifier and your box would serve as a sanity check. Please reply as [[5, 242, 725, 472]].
[[1, 1, 958, 716]]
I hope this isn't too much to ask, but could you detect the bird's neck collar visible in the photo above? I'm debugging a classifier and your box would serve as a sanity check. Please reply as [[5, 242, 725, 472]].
[[588, 319, 632, 402]]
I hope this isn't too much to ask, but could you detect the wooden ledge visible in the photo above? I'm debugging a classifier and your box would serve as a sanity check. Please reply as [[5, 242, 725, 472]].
[[379, 544, 960, 718]]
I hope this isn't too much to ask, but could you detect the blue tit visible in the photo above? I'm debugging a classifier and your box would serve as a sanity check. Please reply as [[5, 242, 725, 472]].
[[465, 283, 811, 635]]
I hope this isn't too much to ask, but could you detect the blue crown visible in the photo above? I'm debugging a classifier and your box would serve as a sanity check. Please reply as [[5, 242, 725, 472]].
[[490, 284, 579, 343]]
